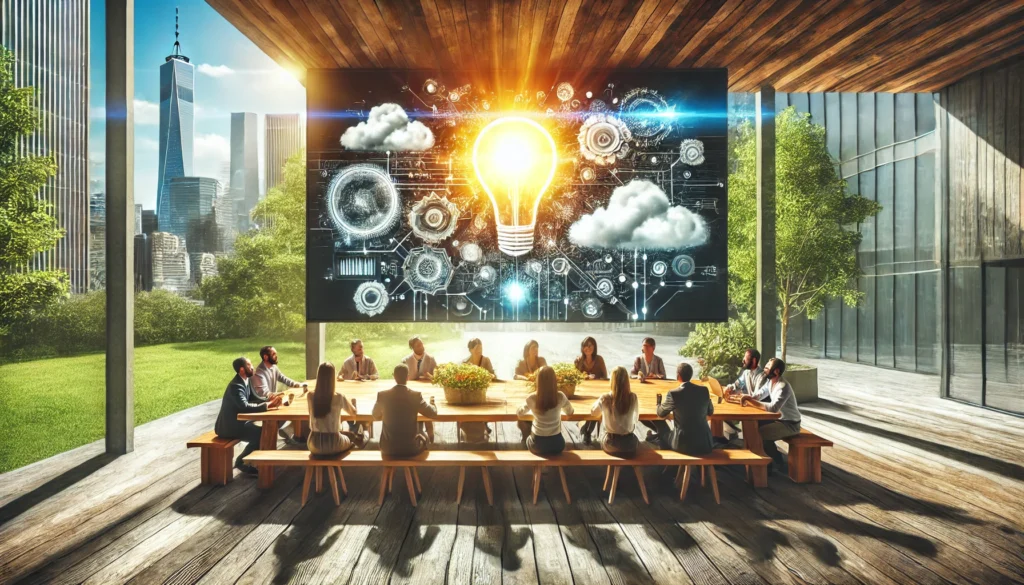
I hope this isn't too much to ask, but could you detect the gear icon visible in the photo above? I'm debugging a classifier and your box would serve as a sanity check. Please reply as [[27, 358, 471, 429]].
[[409, 192, 459, 243]]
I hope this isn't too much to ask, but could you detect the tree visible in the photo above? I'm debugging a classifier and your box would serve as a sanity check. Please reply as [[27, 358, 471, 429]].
[[198, 150, 306, 338], [0, 47, 67, 336], [730, 107, 880, 359]]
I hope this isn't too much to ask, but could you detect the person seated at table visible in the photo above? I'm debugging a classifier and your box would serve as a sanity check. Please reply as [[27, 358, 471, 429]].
[[741, 358, 802, 472], [590, 366, 639, 457], [252, 345, 307, 446], [631, 337, 666, 380], [308, 361, 366, 456], [340, 338, 379, 381], [215, 357, 282, 475], [372, 364, 438, 458], [403, 336, 437, 381], [516, 365, 574, 453], [463, 337, 496, 378], [575, 336, 608, 444], [724, 348, 764, 397], [514, 339, 548, 380], [646, 363, 715, 455]]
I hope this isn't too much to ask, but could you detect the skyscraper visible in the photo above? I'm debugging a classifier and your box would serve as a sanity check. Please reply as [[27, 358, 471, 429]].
[[157, 8, 194, 232], [89, 192, 105, 291], [230, 112, 258, 226], [265, 113, 304, 192], [2, 0, 90, 292], [165, 176, 217, 247]]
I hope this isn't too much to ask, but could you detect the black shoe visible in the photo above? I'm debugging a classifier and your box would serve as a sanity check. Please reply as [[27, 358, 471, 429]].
[[583, 431, 593, 445], [282, 435, 302, 448], [236, 463, 258, 476], [645, 431, 660, 444]]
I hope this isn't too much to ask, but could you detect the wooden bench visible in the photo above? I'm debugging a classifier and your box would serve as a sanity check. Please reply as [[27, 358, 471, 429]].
[[784, 429, 834, 484], [187, 431, 240, 486], [245, 448, 770, 507]]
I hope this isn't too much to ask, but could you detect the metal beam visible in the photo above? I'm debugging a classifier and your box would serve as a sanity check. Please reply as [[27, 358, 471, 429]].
[[105, 0, 134, 454], [756, 87, 777, 360]]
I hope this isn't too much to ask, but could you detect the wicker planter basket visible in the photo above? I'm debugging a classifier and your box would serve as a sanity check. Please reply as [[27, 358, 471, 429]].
[[443, 385, 489, 405], [558, 382, 578, 398]]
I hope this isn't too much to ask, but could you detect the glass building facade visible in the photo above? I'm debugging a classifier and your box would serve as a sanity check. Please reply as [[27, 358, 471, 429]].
[[164, 176, 216, 246], [156, 53, 194, 232], [1, 0, 90, 292], [265, 113, 304, 192]]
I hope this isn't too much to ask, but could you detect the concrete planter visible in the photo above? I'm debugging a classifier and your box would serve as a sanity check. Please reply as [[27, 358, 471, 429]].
[[787, 367, 818, 403]]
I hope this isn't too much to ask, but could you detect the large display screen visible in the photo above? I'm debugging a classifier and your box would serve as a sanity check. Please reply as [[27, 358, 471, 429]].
[[306, 69, 727, 322]]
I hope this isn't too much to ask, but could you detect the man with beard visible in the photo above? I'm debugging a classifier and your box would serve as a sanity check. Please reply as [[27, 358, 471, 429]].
[[215, 357, 282, 475], [252, 345, 307, 446]]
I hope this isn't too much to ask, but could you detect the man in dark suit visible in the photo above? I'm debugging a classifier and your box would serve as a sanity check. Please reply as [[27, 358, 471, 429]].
[[647, 362, 715, 455], [371, 364, 438, 458], [215, 356, 282, 475]]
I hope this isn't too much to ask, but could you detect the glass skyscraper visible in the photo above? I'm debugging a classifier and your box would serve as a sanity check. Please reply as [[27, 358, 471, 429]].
[[265, 113, 304, 192], [230, 112, 258, 230], [1, 0, 90, 292], [156, 15, 194, 233], [165, 176, 217, 246]]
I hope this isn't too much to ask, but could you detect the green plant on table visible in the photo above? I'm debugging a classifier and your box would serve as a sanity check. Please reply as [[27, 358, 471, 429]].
[[527, 362, 586, 397], [431, 362, 492, 404]]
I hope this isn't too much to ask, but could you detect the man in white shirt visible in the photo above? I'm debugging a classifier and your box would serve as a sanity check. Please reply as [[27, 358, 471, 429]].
[[725, 348, 764, 396], [741, 358, 802, 472], [252, 346, 306, 446], [340, 339, 379, 381]]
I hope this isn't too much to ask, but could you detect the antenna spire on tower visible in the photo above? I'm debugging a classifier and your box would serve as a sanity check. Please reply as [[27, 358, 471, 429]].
[[173, 6, 181, 56]]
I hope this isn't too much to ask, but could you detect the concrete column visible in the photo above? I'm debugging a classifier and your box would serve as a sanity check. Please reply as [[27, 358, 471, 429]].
[[105, 0, 134, 454], [755, 87, 777, 360], [306, 322, 326, 380]]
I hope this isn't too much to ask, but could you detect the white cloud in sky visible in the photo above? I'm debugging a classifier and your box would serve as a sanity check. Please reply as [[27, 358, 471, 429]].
[[194, 132, 231, 182], [137, 137, 159, 151], [569, 179, 708, 250], [197, 63, 235, 78], [134, 99, 159, 125], [340, 103, 434, 151]]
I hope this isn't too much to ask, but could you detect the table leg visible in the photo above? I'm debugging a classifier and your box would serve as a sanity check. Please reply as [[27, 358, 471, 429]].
[[741, 420, 769, 488], [293, 420, 307, 441], [258, 420, 279, 489], [710, 419, 725, 438]]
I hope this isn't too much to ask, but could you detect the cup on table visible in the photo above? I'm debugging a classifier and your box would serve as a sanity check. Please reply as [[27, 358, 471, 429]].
[[656, 393, 662, 407]]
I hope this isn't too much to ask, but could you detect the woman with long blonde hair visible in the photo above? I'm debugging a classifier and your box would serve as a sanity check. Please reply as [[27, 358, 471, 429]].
[[308, 362, 366, 456], [589, 366, 640, 456], [516, 365, 573, 454], [513, 339, 548, 380]]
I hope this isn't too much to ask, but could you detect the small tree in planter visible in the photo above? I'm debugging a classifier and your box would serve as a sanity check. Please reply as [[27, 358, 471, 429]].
[[528, 363, 586, 398], [431, 362, 493, 405], [730, 107, 880, 360]]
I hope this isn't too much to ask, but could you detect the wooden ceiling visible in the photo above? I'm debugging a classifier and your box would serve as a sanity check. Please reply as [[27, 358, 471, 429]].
[[205, 0, 1024, 93]]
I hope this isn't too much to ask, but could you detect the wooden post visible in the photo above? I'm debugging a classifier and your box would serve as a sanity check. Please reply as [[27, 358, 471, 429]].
[[105, 0, 134, 456], [756, 87, 777, 360], [306, 322, 326, 380]]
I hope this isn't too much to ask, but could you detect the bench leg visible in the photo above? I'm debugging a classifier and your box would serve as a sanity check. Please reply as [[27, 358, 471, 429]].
[[741, 420, 769, 488], [608, 467, 622, 504], [532, 467, 541, 505], [674, 465, 683, 487], [327, 465, 341, 506], [316, 467, 323, 493], [788, 445, 821, 484], [558, 467, 571, 504], [388, 467, 395, 493], [709, 466, 720, 504], [404, 468, 418, 507], [378, 468, 390, 505], [679, 466, 693, 501], [200, 448, 210, 485], [368, 421, 374, 439], [603, 466, 612, 491], [456, 467, 466, 504], [633, 467, 649, 505], [301, 467, 313, 508], [336, 467, 348, 495], [412, 468, 422, 494], [481, 467, 494, 505], [701, 466, 706, 487]]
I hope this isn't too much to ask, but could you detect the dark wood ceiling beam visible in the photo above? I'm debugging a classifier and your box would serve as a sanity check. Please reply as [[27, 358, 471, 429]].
[[692, 0, 775, 68], [606, 0, 661, 68], [622, 0, 690, 68], [306, 1, 373, 68], [251, 0, 334, 68], [667, 0, 745, 68], [641, 0, 719, 68], [549, 0, 584, 66], [337, 0, 401, 68], [286, 0, 351, 68]]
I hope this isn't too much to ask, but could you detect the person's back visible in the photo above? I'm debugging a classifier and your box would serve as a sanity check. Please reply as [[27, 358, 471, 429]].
[[372, 364, 437, 457], [662, 382, 715, 455]]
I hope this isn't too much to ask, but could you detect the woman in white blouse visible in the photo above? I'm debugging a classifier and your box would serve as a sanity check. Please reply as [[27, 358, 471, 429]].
[[590, 366, 640, 456], [516, 366, 573, 454]]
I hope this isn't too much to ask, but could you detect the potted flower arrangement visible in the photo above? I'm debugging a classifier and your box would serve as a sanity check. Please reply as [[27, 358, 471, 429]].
[[528, 362, 586, 398], [431, 362, 493, 405]]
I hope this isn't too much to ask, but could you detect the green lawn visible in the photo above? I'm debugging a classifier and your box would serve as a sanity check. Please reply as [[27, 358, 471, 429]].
[[0, 328, 463, 473]]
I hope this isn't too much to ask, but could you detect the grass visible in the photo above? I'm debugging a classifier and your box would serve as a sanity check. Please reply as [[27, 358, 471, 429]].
[[0, 327, 463, 473]]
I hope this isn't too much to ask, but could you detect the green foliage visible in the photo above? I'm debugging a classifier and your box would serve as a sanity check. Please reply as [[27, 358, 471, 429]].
[[729, 107, 880, 358], [0, 47, 67, 335], [0, 290, 219, 360], [431, 362, 493, 390], [199, 150, 306, 338], [681, 313, 756, 380], [550, 362, 586, 387]]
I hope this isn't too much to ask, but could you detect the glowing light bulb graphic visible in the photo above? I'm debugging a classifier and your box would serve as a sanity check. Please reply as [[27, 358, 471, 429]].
[[473, 117, 557, 257]]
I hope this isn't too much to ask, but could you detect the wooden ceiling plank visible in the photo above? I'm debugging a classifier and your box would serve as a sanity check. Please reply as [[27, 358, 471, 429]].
[[206, 0, 306, 78], [607, 0, 661, 68], [827, 1, 1024, 93], [728, 0, 872, 91], [561, 0, 601, 69], [572, 0, 615, 70], [373, 0, 435, 69], [642, 0, 721, 68], [421, 0, 462, 69], [502, 0, 521, 69], [227, 0, 321, 70], [581, 0, 638, 70], [287, 0, 351, 68], [534, 0, 566, 73], [398, 0, 454, 70], [462, 0, 491, 71], [667, 0, 745, 68], [521, 0, 549, 76], [338, 0, 401, 68], [450, 0, 475, 70], [355, 0, 408, 67], [308, 1, 376, 68], [251, 0, 335, 68], [692, 0, 776, 67], [622, 0, 688, 68], [703, 0, 801, 73], [549, 0, 584, 66], [431, 0, 464, 69]]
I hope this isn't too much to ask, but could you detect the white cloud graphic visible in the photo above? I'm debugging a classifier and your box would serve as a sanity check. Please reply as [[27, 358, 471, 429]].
[[197, 63, 234, 78], [340, 103, 434, 151], [568, 179, 708, 250]]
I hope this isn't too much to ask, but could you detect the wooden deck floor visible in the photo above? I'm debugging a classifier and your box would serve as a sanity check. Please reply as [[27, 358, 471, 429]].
[[1, 356, 1022, 585]]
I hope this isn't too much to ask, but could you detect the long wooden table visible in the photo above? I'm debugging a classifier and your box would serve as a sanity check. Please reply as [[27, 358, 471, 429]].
[[239, 378, 780, 488]]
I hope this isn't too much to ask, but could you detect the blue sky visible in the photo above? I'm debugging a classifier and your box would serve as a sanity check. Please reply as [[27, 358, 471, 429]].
[[89, 0, 306, 210]]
